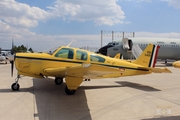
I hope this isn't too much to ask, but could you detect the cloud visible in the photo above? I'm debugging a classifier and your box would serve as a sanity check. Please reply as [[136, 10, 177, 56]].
[[49, 0, 125, 26], [0, 0, 180, 51], [161, 0, 180, 9], [0, 21, 10, 33], [122, 0, 151, 2], [1, 27, 180, 52], [0, 0, 53, 28], [168, 0, 180, 9], [0, 0, 125, 28], [135, 32, 180, 38]]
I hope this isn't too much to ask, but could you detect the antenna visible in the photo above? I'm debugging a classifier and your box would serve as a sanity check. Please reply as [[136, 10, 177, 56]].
[[67, 39, 76, 47]]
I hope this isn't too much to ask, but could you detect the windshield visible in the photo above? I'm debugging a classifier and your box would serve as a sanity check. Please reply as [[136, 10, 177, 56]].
[[107, 41, 116, 46], [43, 46, 61, 55]]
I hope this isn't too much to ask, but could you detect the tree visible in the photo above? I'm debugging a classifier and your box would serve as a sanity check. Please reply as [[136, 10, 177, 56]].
[[28, 48, 34, 53], [12, 45, 34, 53]]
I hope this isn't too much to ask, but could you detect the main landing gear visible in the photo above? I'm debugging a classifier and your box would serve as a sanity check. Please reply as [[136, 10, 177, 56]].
[[64, 86, 76, 95], [11, 76, 77, 95], [54, 77, 63, 85], [54, 77, 76, 95], [11, 75, 20, 91]]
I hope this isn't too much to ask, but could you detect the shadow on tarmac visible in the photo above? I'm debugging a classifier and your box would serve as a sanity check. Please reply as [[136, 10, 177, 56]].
[[0, 88, 31, 92], [0, 78, 162, 120], [142, 115, 180, 120], [33, 78, 92, 120], [0, 77, 92, 120], [115, 81, 161, 91]]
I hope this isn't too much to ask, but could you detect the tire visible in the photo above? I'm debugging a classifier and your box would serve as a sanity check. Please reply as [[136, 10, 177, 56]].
[[10, 61, 13, 64], [54, 77, 63, 85], [64, 86, 76, 95], [11, 83, 20, 91]]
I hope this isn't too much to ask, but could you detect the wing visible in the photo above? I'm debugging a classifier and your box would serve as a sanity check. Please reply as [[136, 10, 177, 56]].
[[43, 64, 90, 78], [43, 63, 121, 78], [83, 64, 121, 78]]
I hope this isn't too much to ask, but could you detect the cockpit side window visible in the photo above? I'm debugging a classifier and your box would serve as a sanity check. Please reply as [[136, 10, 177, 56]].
[[55, 48, 74, 59], [76, 50, 88, 61], [90, 54, 105, 63]]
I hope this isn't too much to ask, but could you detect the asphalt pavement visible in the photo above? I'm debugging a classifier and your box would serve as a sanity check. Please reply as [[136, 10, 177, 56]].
[[0, 63, 180, 120]]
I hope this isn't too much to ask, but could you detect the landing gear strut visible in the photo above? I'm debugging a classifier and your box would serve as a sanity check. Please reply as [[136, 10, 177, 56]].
[[54, 77, 63, 85], [11, 75, 20, 91]]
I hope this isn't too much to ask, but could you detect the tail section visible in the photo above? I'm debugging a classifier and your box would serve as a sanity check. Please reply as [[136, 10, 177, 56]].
[[114, 53, 123, 59], [132, 44, 160, 67]]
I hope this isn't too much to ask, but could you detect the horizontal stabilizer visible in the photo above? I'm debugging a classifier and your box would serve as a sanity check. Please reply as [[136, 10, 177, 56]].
[[114, 53, 123, 59], [149, 67, 172, 73], [138, 67, 172, 73]]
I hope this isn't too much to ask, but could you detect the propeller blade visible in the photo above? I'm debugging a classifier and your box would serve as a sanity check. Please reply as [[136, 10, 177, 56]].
[[11, 61, 14, 77], [11, 53, 16, 77]]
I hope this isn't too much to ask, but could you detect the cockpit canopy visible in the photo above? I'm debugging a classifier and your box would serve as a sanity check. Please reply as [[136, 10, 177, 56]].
[[107, 41, 119, 46], [53, 47, 106, 63]]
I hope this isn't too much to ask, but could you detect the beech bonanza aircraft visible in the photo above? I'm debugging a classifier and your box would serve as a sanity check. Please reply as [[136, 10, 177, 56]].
[[11, 43, 171, 95]]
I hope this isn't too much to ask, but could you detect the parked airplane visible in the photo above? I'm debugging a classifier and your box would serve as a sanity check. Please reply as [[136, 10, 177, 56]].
[[98, 37, 180, 62], [1, 41, 15, 63], [10, 43, 171, 95], [0, 54, 7, 64], [0, 51, 14, 64]]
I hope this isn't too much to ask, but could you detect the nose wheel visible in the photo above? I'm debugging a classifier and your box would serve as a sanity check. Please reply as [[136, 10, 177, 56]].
[[11, 75, 20, 91], [11, 83, 20, 91]]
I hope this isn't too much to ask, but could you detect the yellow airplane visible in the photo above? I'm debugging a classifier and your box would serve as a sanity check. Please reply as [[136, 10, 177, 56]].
[[172, 61, 180, 68], [11, 44, 171, 95]]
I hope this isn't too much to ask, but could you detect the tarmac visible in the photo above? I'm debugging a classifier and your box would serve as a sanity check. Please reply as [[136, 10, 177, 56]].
[[0, 62, 180, 120]]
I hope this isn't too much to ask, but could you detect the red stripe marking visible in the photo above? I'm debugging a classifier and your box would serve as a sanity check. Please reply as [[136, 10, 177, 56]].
[[153, 45, 160, 67]]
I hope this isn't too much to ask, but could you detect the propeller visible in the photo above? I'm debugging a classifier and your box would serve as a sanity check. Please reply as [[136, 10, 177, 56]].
[[10, 39, 15, 77], [11, 59, 14, 77]]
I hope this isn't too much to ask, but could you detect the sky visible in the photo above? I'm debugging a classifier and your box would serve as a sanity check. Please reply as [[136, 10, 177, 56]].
[[0, 0, 180, 51]]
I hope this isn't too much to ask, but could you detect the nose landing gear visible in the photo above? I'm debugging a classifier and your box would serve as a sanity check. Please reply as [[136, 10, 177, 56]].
[[11, 75, 20, 91]]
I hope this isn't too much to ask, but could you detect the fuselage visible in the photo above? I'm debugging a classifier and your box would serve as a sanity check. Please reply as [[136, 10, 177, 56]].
[[98, 37, 180, 60], [15, 46, 151, 79]]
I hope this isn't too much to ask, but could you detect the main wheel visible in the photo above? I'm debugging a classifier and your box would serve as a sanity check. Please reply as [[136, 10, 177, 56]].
[[11, 83, 20, 91], [64, 86, 76, 95], [54, 77, 63, 85]]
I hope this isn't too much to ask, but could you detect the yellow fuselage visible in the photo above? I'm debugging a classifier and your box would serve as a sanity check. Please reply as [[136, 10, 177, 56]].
[[15, 47, 151, 79]]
